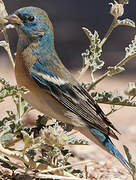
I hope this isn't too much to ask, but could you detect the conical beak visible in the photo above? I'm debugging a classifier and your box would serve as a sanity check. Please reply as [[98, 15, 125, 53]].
[[6, 13, 22, 24]]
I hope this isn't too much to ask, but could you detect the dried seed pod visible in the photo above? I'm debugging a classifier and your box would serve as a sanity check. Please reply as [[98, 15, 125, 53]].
[[110, 1, 124, 18]]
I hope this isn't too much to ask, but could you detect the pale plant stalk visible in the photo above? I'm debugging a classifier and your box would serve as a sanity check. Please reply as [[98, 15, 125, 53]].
[[0, 142, 77, 178], [39, 160, 94, 174], [2, 27, 15, 68], [0, 155, 25, 169], [36, 174, 87, 180], [106, 106, 123, 116], [0, 143, 26, 163], [78, 18, 118, 81], [90, 69, 95, 83], [106, 94, 136, 116], [87, 52, 136, 91], [78, 0, 131, 82], [5, 138, 22, 148], [99, 18, 117, 47], [18, 94, 22, 119], [78, 63, 90, 81], [2, 25, 22, 119], [100, 0, 128, 47]]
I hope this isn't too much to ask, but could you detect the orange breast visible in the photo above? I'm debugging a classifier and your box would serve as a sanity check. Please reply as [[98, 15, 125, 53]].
[[15, 51, 70, 123]]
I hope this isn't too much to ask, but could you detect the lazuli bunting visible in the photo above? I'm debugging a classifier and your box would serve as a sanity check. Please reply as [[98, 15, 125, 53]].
[[7, 7, 131, 172]]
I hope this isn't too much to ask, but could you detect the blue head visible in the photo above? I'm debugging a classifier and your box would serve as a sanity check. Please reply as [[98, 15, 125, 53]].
[[7, 7, 54, 50]]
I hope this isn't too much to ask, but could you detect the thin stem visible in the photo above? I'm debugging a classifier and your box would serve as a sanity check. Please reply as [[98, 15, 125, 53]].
[[90, 68, 95, 83], [87, 72, 107, 91], [78, 18, 118, 81], [6, 46, 15, 68], [2, 27, 15, 68], [0, 143, 26, 164], [78, 63, 90, 81], [99, 18, 117, 47], [116, 52, 136, 67], [106, 95, 136, 116], [87, 52, 136, 91], [5, 138, 22, 148], [0, 155, 24, 170], [38, 160, 94, 174], [2, 27, 8, 42], [7, 46, 15, 68], [78, 0, 128, 83], [18, 94, 22, 119], [106, 106, 123, 116], [36, 174, 87, 180]]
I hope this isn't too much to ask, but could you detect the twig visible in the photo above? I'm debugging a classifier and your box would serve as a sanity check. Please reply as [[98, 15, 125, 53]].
[[2, 27, 15, 68], [0, 155, 24, 170], [78, 18, 118, 81], [18, 94, 22, 119], [38, 160, 94, 174], [116, 52, 136, 67], [36, 174, 88, 180], [106, 106, 123, 116], [0, 143, 26, 164], [87, 52, 136, 91], [99, 18, 117, 47], [78, 63, 90, 81]]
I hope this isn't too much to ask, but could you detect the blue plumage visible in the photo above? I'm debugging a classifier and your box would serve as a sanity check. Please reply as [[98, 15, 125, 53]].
[[32, 61, 57, 78], [90, 127, 131, 172], [7, 6, 132, 173]]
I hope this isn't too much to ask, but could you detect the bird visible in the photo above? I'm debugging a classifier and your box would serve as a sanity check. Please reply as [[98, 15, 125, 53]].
[[6, 7, 131, 172]]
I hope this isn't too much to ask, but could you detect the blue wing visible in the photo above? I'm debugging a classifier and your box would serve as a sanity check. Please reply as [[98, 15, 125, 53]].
[[30, 60, 132, 173], [30, 61, 119, 139]]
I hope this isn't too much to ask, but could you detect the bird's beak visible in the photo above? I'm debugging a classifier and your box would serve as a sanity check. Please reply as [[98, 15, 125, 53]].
[[6, 13, 22, 24]]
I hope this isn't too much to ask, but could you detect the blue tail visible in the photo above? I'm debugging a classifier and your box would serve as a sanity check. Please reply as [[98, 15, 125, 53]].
[[90, 127, 131, 173]]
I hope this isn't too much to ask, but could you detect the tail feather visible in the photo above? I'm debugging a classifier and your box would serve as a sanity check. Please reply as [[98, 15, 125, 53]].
[[90, 127, 131, 173], [77, 126, 132, 173]]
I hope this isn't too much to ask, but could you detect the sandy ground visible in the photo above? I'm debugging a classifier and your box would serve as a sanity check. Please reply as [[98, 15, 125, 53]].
[[0, 56, 136, 179]]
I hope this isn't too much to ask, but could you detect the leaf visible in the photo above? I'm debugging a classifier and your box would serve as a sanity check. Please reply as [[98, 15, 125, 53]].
[[91, 91, 136, 106], [82, 27, 104, 72], [12, 95, 32, 118], [125, 35, 136, 58], [107, 66, 125, 76], [21, 131, 34, 148], [0, 78, 30, 105], [68, 137, 90, 145], [0, 133, 14, 142], [0, 77, 84, 175], [117, 19, 135, 28], [82, 27, 94, 44]]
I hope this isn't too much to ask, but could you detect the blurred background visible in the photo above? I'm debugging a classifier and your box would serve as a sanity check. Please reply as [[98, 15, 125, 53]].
[[0, 1, 136, 176], [1, 0, 136, 71]]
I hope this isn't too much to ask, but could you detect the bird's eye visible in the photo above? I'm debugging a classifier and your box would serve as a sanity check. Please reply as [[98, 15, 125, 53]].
[[27, 15, 35, 22]]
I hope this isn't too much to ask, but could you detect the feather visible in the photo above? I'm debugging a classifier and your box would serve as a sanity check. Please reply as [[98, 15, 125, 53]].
[[31, 60, 119, 140]]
